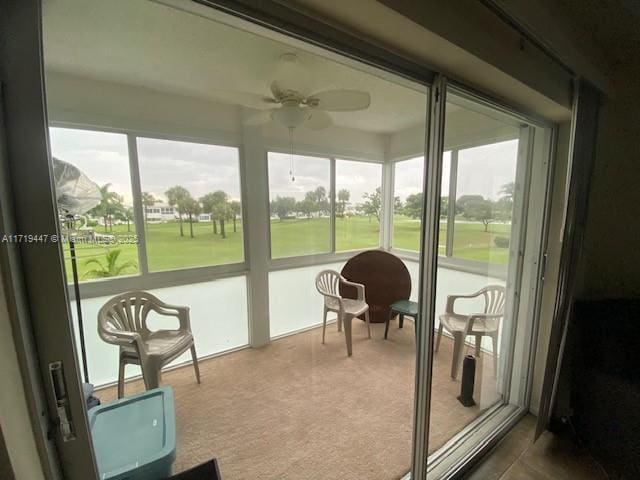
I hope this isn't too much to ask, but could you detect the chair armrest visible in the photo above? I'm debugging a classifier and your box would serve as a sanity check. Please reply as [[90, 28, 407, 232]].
[[445, 289, 485, 315], [100, 328, 147, 355], [463, 312, 504, 332], [340, 276, 366, 301], [149, 302, 192, 332]]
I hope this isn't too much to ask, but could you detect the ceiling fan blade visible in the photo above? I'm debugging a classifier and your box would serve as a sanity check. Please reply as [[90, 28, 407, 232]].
[[243, 109, 274, 126], [307, 89, 371, 111], [210, 90, 276, 109], [304, 110, 333, 130]]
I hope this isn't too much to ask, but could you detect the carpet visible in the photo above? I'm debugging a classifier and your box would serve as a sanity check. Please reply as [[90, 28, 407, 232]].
[[98, 320, 500, 480]]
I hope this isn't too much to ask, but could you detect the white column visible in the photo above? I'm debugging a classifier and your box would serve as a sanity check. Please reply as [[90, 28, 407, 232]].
[[241, 123, 271, 347], [380, 160, 394, 249]]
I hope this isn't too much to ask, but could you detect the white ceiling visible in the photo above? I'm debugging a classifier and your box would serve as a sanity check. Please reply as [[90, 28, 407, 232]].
[[42, 0, 428, 134]]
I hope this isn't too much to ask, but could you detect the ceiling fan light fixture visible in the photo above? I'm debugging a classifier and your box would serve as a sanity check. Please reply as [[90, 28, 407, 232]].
[[271, 106, 311, 129]]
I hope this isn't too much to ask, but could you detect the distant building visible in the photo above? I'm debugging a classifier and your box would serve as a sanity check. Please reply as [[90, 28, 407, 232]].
[[145, 203, 176, 222]]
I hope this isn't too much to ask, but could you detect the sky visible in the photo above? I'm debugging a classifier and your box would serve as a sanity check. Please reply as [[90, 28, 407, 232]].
[[268, 152, 383, 206], [50, 127, 134, 203], [268, 152, 330, 201], [393, 140, 517, 201], [137, 137, 241, 203], [49, 127, 242, 206], [336, 159, 382, 206]]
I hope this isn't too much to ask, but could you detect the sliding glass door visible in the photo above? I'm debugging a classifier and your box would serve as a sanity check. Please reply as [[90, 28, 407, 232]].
[[422, 86, 554, 476]]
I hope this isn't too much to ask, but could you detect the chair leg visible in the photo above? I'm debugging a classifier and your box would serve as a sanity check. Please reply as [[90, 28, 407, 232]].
[[474, 334, 482, 357], [322, 307, 328, 344], [343, 316, 353, 356], [118, 357, 125, 399], [435, 322, 443, 352], [491, 333, 499, 377], [191, 344, 201, 384], [141, 358, 161, 390], [399, 314, 404, 329], [451, 332, 465, 379], [365, 310, 371, 339], [385, 311, 393, 339], [337, 309, 342, 332]]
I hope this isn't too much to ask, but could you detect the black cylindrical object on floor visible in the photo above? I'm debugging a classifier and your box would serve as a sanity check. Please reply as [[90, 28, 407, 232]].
[[458, 355, 477, 407]]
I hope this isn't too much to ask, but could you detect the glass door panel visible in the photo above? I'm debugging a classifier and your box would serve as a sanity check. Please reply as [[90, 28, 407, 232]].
[[429, 90, 529, 454]]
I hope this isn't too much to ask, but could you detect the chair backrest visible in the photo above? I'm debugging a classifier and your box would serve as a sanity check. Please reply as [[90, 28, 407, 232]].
[[97, 290, 164, 341], [315, 270, 341, 297], [480, 285, 507, 315]]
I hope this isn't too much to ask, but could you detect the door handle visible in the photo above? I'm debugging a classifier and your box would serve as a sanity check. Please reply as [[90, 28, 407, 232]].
[[49, 361, 76, 442]]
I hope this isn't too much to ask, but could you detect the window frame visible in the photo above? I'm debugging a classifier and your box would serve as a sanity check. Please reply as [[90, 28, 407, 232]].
[[265, 147, 385, 270], [49, 122, 250, 301]]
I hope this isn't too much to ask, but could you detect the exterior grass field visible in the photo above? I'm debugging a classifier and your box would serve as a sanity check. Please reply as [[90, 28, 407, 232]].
[[63, 215, 511, 280]]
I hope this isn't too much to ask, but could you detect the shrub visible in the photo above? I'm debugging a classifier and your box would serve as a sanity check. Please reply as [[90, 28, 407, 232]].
[[494, 236, 510, 248]]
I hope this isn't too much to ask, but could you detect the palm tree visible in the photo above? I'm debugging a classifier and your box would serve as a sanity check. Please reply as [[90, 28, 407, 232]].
[[141, 192, 155, 225], [83, 249, 137, 279], [214, 202, 232, 239], [200, 191, 229, 236], [337, 189, 350, 216], [88, 184, 121, 232], [165, 186, 190, 237], [200, 192, 220, 234], [121, 206, 135, 232], [182, 196, 201, 238], [230, 200, 241, 233], [210, 191, 230, 239]]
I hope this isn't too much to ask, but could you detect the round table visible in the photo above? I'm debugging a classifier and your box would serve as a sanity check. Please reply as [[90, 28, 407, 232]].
[[340, 250, 412, 323]]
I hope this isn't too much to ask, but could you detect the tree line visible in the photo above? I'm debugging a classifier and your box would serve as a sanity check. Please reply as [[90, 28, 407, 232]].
[[88, 184, 241, 239], [403, 182, 515, 231], [157, 186, 241, 239], [269, 182, 514, 231]]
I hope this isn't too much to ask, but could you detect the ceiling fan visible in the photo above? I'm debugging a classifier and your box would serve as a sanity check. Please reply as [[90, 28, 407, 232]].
[[227, 53, 371, 131]]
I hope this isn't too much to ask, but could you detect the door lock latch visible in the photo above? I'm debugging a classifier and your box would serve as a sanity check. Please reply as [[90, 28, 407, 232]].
[[49, 361, 76, 442]]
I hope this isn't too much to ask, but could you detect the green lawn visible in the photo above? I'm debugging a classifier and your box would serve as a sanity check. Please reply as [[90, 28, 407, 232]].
[[392, 216, 448, 254], [63, 216, 511, 281], [451, 220, 511, 264]]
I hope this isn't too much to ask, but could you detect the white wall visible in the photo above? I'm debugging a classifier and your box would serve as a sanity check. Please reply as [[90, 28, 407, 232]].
[[0, 272, 46, 480], [269, 262, 346, 337], [71, 276, 249, 387], [269, 259, 504, 350]]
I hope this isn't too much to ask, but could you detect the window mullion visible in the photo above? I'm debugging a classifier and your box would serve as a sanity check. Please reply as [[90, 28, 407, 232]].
[[381, 160, 394, 249], [330, 157, 336, 253], [127, 134, 149, 275]]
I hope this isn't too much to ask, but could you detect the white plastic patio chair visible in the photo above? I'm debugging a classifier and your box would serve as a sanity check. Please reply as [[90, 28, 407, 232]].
[[315, 269, 371, 356], [98, 290, 200, 398], [436, 285, 506, 379]]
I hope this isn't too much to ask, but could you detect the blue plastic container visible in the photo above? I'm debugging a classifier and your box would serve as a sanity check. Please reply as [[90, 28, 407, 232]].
[[88, 386, 176, 480]]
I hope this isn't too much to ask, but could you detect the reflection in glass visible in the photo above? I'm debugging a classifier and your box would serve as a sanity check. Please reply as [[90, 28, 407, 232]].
[[429, 94, 521, 453]]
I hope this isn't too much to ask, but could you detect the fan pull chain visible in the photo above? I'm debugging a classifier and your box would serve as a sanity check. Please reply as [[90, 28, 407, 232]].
[[288, 127, 295, 182]]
